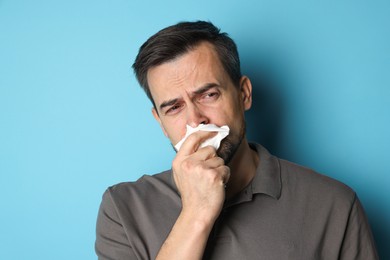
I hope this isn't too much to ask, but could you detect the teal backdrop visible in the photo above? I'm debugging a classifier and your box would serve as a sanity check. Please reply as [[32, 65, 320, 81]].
[[1, 0, 389, 259]]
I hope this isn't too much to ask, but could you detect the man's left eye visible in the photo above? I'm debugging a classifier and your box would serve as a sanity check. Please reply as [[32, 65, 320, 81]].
[[202, 92, 219, 100]]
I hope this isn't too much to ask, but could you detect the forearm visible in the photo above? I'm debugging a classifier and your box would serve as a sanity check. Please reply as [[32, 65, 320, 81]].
[[156, 210, 215, 260]]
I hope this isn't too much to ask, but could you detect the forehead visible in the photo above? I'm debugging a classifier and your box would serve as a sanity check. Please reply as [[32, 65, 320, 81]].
[[147, 42, 228, 102]]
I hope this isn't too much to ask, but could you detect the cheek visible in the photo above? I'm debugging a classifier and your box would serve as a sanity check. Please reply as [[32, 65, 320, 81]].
[[221, 104, 245, 131], [162, 117, 188, 144]]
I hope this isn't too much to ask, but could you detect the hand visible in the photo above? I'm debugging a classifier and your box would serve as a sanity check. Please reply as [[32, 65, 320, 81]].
[[172, 131, 231, 224]]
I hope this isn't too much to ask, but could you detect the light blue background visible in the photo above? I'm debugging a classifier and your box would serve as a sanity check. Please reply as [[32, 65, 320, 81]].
[[1, 0, 389, 259]]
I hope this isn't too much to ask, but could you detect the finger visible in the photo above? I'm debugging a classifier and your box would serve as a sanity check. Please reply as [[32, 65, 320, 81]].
[[212, 165, 230, 186], [178, 131, 217, 156], [190, 146, 217, 161], [220, 166, 231, 185], [203, 156, 225, 169]]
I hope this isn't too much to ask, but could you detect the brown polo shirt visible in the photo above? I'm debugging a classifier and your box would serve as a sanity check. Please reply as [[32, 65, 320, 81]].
[[95, 143, 378, 259]]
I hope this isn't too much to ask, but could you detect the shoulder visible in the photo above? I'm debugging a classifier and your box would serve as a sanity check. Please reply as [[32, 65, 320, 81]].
[[98, 169, 181, 230], [251, 142, 355, 204], [96, 170, 181, 259], [103, 169, 177, 203], [278, 158, 356, 206]]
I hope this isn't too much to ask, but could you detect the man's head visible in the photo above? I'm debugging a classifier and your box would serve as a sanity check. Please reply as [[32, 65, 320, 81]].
[[132, 21, 242, 109], [132, 21, 253, 164]]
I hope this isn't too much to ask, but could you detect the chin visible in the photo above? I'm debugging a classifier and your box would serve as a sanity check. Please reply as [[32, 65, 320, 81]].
[[217, 121, 246, 164], [217, 135, 243, 164]]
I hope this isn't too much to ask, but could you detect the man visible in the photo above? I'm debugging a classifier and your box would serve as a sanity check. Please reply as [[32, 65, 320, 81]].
[[95, 21, 378, 259]]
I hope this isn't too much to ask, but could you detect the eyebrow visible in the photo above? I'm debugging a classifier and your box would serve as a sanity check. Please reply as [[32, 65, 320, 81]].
[[193, 83, 219, 96], [159, 83, 219, 111], [159, 98, 179, 111]]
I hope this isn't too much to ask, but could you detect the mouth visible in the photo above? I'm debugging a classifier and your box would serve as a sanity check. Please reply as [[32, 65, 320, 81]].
[[174, 124, 230, 151]]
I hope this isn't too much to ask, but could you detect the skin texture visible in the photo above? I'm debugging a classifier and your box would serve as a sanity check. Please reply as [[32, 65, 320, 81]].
[[147, 41, 259, 260]]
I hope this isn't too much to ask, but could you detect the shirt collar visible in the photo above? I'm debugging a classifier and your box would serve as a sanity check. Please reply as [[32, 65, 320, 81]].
[[249, 143, 282, 200]]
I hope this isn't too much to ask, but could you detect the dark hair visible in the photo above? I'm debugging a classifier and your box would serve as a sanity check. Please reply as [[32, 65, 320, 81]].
[[132, 21, 241, 107]]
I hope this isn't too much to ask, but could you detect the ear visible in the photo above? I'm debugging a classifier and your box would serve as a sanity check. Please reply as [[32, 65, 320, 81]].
[[152, 107, 168, 137], [239, 76, 253, 111]]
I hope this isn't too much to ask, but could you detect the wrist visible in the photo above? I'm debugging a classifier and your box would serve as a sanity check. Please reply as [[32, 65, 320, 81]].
[[178, 209, 217, 235]]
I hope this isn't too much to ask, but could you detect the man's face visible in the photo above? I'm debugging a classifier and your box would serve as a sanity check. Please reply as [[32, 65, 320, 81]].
[[148, 42, 252, 163]]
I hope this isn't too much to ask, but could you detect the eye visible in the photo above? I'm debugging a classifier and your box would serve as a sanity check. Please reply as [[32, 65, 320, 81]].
[[165, 103, 183, 115], [201, 91, 220, 102]]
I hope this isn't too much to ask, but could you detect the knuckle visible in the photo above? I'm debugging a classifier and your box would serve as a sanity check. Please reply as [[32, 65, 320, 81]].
[[183, 159, 203, 172], [172, 157, 181, 169], [181, 159, 192, 170], [204, 145, 215, 151], [210, 167, 225, 179], [216, 157, 224, 165], [205, 146, 217, 155], [204, 169, 218, 181]]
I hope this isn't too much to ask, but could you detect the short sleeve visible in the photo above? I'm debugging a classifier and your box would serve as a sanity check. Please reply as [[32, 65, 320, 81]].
[[95, 189, 138, 260], [339, 194, 379, 260]]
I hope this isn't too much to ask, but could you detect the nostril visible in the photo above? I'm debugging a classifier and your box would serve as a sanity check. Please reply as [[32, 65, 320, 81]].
[[186, 104, 208, 126], [189, 122, 199, 128]]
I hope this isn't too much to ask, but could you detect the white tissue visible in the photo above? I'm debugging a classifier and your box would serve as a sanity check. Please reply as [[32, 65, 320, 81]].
[[174, 124, 230, 151]]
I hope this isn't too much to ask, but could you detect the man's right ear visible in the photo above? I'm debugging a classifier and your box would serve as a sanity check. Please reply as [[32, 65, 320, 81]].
[[152, 108, 168, 137]]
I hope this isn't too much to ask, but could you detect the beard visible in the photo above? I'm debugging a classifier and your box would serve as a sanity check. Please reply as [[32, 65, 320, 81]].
[[217, 120, 246, 164], [171, 119, 246, 165]]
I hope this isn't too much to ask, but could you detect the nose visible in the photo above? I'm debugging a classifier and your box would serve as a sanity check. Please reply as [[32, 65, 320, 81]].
[[186, 103, 209, 127]]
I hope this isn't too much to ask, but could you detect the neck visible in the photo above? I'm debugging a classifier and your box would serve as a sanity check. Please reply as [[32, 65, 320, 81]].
[[225, 139, 259, 199]]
